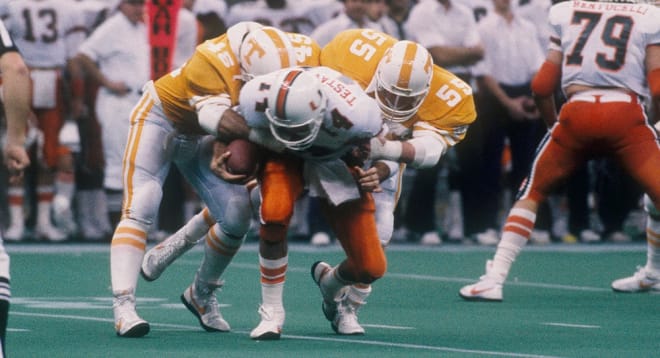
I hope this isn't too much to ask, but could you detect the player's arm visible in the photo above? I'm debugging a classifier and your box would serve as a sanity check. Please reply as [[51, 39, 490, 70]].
[[370, 125, 446, 169], [73, 53, 130, 95], [0, 50, 32, 182], [646, 44, 660, 124], [530, 49, 562, 128]]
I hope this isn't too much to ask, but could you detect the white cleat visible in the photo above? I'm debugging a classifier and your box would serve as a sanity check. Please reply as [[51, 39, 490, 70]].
[[611, 266, 660, 293], [474, 229, 499, 246], [113, 293, 150, 338], [141, 231, 197, 281], [36, 224, 68, 242], [181, 281, 230, 332], [420, 231, 442, 246], [310, 232, 331, 246], [250, 304, 285, 340], [332, 293, 365, 335], [4, 224, 24, 242], [459, 260, 504, 302]]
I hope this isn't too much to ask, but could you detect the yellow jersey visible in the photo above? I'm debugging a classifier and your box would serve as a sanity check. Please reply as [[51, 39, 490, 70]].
[[154, 31, 321, 135], [321, 29, 476, 145]]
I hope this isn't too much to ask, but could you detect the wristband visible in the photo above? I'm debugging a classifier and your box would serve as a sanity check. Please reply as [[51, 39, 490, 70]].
[[369, 137, 402, 161]]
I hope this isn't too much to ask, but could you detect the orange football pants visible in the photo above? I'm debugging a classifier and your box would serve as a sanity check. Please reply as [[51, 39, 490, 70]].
[[33, 74, 65, 169], [259, 153, 386, 283], [519, 94, 660, 208]]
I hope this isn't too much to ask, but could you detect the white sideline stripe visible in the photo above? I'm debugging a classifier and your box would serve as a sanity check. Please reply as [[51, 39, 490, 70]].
[[542, 322, 600, 329], [361, 323, 414, 330], [10, 311, 562, 358]]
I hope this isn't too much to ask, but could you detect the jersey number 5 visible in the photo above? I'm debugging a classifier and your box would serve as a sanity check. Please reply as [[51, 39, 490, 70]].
[[566, 11, 632, 71]]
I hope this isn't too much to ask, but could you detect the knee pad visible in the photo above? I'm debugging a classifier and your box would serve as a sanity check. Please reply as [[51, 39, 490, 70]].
[[124, 180, 163, 226], [219, 195, 252, 238], [260, 195, 295, 226]]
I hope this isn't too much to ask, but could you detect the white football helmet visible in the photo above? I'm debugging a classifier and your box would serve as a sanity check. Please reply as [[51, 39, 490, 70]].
[[265, 68, 327, 151], [372, 41, 433, 122], [239, 26, 297, 80], [226, 21, 264, 58]]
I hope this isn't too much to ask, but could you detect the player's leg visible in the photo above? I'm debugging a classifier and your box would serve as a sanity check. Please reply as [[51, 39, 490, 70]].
[[177, 136, 254, 332], [460, 130, 583, 301], [610, 115, 660, 292], [141, 207, 214, 281], [250, 154, 304, 339], [110, 96, 171, 337], [312, 192, 385, 335]]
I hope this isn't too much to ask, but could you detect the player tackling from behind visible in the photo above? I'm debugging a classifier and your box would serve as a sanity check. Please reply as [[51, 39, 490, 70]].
[[460, 0, 660, 302], [110, 23, 299, 338]]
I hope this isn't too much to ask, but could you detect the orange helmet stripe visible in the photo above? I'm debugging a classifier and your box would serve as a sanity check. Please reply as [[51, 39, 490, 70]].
[[275, 70, 303, 118], [263, 27, 291, 68], [397, 42, 417, 89]]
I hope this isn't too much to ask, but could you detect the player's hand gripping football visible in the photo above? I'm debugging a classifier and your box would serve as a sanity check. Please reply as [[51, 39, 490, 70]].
[[209, 140, 255, 184]]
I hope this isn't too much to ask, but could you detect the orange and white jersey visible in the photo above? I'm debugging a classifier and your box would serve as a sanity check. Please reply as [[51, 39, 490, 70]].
[[4, 0, 86, 68], [321, 28, 476, 146], [549, 1, 660, 100], [240, 66, 382, 162]]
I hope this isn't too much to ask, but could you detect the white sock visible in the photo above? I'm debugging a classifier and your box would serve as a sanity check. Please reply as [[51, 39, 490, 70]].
[[320, 266, 351, 300], [196, 224, 244, 284], [490, 208, 535, 281], [645, 216, 660, 273], [110, 219, 148, 295], [36, 185, 55, 228], [258, 255, 287, 308]]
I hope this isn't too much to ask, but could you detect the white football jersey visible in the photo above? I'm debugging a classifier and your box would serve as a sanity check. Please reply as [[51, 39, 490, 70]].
[[549, 1, 660, 99], [4, 0, 86, 67], [239, 66, 383, 161]]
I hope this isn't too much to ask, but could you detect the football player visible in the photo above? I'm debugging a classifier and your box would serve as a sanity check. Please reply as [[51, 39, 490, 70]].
[[459, 0, 660, 301], [311, 28, 477, 334], [230, 66, 384, 339], [110, 23, 298, 338]]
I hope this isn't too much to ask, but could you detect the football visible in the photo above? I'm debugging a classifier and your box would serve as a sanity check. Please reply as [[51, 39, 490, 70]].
[[226, 138, 261, 175]]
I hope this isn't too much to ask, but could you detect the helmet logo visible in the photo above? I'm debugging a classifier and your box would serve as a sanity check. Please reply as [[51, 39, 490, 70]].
[[275, 70, 304, 119], [242, 38, 265, 67], [397, 42, 418, 89]]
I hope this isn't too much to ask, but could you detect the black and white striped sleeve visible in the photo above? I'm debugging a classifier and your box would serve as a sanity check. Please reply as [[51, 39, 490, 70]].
[[0, 19, 18, 57]]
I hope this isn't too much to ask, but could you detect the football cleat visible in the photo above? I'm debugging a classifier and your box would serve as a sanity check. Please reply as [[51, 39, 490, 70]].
[[250, 304, 285, 340], [113, 293, 150, 338], [141, 230, 197, 281], [332, 293, 365, 335], [611, 266, 660, 293], [459, 260, 504, 302], [181, 281, 230, 332], [4, 224, 24, 242], [36, 223, 68, 242], [311, 261, 339, 321]]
